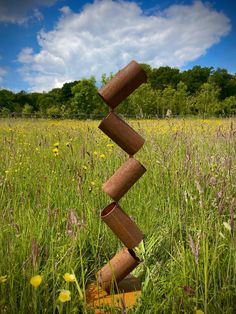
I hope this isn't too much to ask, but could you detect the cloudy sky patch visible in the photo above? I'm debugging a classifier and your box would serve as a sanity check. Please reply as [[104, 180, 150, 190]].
[[17, 0, 231, 91]]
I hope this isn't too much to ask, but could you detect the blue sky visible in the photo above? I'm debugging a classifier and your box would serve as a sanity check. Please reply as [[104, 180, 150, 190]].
[[0, 0, 235, 92]]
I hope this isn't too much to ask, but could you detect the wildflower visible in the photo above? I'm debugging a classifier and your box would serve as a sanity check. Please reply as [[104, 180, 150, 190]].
[[63, 273, 76, 282], [106, 143, 114, 148], [223, 222, 231, 232], [52, 148, 59, 156], [93, 151, 98, 156], [58, 290, 71, 302], [54, 142, 59, 148], [0, 275, 7, 283], [30, 275, 42, 288], [100, 154, 105, 158], [91, 181, 95, 186], [82, 165, 87, 170], [196, 310, 204, 314]]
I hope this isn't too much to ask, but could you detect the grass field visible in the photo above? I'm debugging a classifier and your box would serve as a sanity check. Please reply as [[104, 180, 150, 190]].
[[0, 118, 236, 313]]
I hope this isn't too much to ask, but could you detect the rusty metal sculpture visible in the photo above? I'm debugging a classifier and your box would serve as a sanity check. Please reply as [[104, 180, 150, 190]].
[[86, 60, 147, 313]]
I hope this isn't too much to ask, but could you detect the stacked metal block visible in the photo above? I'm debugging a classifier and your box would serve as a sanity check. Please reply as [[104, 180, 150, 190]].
[[96, 60, 147, 292]]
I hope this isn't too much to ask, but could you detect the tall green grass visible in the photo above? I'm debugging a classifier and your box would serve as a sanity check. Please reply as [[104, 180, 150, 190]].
[[0, 118, 235, 313]]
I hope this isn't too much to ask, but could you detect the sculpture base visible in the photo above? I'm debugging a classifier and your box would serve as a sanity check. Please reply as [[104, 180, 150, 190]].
[[86, 275, 141, 313]]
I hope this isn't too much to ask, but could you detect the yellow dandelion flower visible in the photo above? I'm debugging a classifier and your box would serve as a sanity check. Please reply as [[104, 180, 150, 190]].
[[106, 143, 114, 148], [196, 310, 204, 314], [30, 275, 42, 288], [53, 142, 59, 148], [58, 290, 71, 302], [52, 148, 59, 156], [100, 154, 105, 158], [82, 165, 87, 170], [63, 273, 76, 282], [0, 275, 7, 283], [93, 151, 98, 156]]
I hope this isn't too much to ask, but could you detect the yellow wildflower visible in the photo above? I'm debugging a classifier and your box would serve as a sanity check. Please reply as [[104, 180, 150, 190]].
[[196, 310, 204, 314], [58, 290, 71, 302], [30, 275, 42, 288], [52, 147, 59, 156], [0, 275, 7, 283], [91, 181, 95, 186], [106, 143, 114, 148], [82, 165, 87, 170], [63, 273, 76, 282], [93, 151, 98, 156], [100, 154, 105, 158], [53, 142, 59, 148]]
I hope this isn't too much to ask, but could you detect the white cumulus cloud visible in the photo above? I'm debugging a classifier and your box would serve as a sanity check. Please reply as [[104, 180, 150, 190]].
[[18, 0, 231, 91]]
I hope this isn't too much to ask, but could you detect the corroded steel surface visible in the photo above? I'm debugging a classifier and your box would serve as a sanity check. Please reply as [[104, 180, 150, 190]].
[[101, 202, 143, 248], [96, 248, 140, 291], [99, 112, 145, 155], [103, 157, 146, 201], [98, 60, 147, 109]]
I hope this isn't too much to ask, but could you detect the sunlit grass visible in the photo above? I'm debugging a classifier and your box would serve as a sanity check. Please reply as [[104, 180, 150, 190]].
[[0, 118, 235, 313]]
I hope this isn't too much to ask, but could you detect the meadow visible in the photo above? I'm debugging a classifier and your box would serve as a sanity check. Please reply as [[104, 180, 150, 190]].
[[0, 117, 235, 313]]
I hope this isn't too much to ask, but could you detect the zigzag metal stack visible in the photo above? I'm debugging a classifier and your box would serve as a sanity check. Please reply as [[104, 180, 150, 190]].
[[86, 60, 147, 313]]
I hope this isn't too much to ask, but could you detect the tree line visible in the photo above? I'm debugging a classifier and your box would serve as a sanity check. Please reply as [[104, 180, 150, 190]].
[[0, 64, 236, 117]]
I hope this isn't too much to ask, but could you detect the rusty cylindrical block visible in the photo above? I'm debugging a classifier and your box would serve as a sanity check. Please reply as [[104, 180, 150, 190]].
[[98, 112, 145, 155], [101, 202, 143, 248], [103, 157, 146, 201], [98, 60, 147, 109], [97, 248, 140, 291]]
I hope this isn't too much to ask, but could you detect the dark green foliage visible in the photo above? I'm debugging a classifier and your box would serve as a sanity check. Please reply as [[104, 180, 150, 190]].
[[181, 66, 213, 94], [150, 66, 180, 90], [0, 65, 236, 117], [209, 68, 236, 100], [71, 77, 105, 115]]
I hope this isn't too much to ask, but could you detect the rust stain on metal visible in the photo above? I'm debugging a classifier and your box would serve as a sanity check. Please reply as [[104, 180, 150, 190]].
[[96, 248, 140, 292], [103, 157, 146, 201], [99, 112, 145, 155], [98, 60, 147, 109], [101, 202, 143, 249]]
